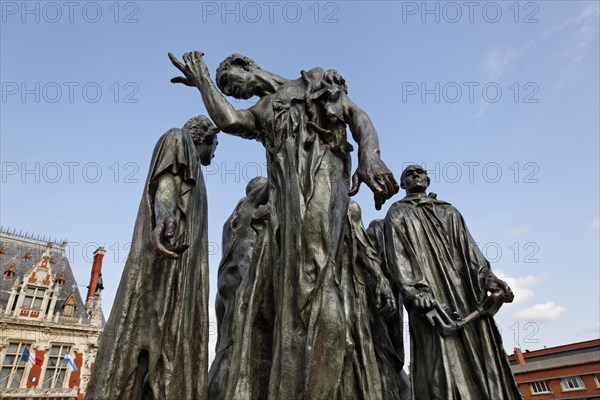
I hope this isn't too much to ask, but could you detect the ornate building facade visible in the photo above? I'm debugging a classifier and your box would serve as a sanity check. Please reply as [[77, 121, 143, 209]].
[[0, 228, 105, 400]]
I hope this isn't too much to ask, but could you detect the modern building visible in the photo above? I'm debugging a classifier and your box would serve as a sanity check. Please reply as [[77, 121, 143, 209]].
[[0, 228, 105, 400], [509, 339, 600, 399]]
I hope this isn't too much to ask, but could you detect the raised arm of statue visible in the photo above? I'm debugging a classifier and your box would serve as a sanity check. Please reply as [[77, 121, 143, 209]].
[[169, 51, 257, 137], [343, 96, 399, 210]]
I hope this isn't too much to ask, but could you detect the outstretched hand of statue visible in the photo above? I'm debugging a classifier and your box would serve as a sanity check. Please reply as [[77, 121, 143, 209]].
[[169, 51, 211, 87], [486, 274, 514, 303], [350, 155, 399, 210], [152, 215, 189, 259]]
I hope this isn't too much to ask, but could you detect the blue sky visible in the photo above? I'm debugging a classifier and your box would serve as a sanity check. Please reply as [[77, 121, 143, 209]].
[[1, 1, 599, 363]]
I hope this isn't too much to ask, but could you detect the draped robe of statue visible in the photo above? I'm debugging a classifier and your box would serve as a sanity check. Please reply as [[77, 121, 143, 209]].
[[86, 129, 209, 400], [366, 219, 411, 400], [208, 181, 267, 399], [217, 68, 384, 400], [384, 195, 522, 400]]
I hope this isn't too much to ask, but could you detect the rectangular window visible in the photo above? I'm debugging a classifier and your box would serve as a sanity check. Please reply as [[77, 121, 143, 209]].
[[560, 376, 585, 391], [63, 304, 75, 317], [41, 345, 71, 389], [22, 287, 46, 310], [594, 372, 600, 388], [530, 380, 552, 394], [0, 342, 29, 389]]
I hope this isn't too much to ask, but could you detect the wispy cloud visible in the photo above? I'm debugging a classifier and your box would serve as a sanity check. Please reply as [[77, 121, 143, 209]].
[[557, 3, 600, 87], [539, 2, 599, 39], [481, 42, 536, 83], [475, 3, 599, 118], [509, 225, 530, 235], [514, 302, 566, 323], [474, 41, 535, 119], [495, 270, 540, 304], [591, 215, 600, 230]]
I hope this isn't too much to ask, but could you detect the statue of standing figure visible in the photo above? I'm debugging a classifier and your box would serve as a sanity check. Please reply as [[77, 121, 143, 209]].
[[383, 165, 522, 399], [170, 51, 399, 399], [209, 176, 268, 399], [85, 116, 218, 400]]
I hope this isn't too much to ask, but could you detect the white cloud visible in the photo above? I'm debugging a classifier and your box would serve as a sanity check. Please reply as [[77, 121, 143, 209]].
[[514, 302, 566, 323], [591, 216, 600, 230], [509, 225, 530, 235], [494, 270, 540, 304]]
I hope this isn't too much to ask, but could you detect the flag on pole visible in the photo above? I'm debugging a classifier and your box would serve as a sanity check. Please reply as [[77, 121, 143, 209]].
[[62, 351, 78, 372], [21, 346, 43, 366]]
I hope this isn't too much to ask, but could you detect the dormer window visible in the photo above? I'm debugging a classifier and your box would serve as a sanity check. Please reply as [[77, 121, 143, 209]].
[[23, 252, 32, 261], [4, 263, 15, 280], [55, 272, 65, 286], [63, 293, 77, 317], [22, 287, 46, 310]]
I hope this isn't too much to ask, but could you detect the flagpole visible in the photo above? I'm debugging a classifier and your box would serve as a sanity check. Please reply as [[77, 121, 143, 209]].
[[5, 350, 19, 388], [42, 371, 55, 387], [51, 364, 58, 388], [5, 368, 16, 389]]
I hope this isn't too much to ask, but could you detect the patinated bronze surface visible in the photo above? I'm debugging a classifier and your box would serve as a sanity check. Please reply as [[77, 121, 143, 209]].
[[92, 52, 520, 400], [366, 219, 412, 400], [209, 177, 268, 399], [383, 165, 522, 400], [85, 116, 218, 400], [170, 51, 400, 399]]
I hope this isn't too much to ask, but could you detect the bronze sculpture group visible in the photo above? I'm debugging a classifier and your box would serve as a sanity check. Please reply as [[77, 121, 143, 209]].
[[86, 52, 522, 400]]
